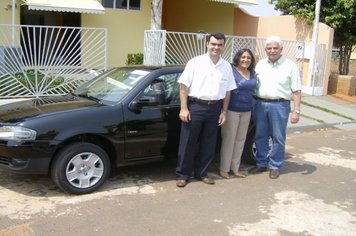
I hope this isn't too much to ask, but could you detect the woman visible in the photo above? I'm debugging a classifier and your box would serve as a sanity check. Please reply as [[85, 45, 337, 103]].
[[219, 48, 257, 179]]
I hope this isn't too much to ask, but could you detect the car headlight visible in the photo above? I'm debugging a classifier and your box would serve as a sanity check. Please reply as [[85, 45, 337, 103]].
[[0, 126, 37, 141]]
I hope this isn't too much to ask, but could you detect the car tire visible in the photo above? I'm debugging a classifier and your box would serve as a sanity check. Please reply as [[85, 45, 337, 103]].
[[241, 126, 256, 165], [51, 142, 111, 195]]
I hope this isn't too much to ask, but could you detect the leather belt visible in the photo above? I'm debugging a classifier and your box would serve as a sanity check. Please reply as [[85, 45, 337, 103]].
[[189, 97, 222, 105], [254, 96, 289, 102]]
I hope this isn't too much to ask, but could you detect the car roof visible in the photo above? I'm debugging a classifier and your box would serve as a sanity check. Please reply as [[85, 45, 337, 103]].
[[110, 65, 185, 71]]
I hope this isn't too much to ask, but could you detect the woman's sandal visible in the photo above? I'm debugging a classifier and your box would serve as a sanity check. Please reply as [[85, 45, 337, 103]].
[[233, 171, 246, 178], [219, 171, 230, 179]]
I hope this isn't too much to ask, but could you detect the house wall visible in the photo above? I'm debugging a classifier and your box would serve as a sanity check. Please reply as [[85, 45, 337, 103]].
[[162, 0, 234, 35], [0, 1, 151, 68], [234, 9, 334, 95], [82, 1, 151, 67], [233, 8, 258, 36], [0, 0, 20, 24]]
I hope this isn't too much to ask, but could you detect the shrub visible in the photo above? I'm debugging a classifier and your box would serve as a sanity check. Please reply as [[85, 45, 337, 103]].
[[126, 53, 143, 65], [15, 69, 64, 89]]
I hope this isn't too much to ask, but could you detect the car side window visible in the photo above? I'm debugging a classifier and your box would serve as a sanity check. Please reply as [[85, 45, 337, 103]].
[[143, 73, 181, 105]]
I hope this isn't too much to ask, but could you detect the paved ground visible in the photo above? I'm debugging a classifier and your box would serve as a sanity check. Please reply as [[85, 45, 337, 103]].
[[288, 94, 356, 132], [0, 94, 356, 235], [330, 93, 356, 104], [0, 128, 355, 236]]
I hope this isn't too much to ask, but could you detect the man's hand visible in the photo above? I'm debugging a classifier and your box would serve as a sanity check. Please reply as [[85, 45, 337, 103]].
[[290, 111, 300, 124], [179, 108, 191, 123], [219, 91, 230, 126], [218, 111, 226, 126], [291, 90, 301, 124]]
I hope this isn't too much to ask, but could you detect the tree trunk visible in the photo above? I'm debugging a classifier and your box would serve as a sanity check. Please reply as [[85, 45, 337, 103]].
[[151, 0, 163, 30], [339, 44, 352, 75]]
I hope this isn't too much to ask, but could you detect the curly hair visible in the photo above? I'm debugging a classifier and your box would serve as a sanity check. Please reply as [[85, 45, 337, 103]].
[[232, 48, 256, 71]]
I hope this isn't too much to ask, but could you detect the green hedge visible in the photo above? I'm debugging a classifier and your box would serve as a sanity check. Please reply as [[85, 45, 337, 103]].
[[126, 53, 144, 65], [15, 70, 64, 89]]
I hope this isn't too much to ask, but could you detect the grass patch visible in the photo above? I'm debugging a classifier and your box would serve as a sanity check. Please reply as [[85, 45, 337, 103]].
[[300, 114, 325, 123], [301, 101, 355, 121], [15, 69, 64, 89], [1, 70, 64, 96]]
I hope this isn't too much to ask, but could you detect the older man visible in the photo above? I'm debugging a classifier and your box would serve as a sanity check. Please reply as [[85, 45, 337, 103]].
[[250, 36, 302, 179]]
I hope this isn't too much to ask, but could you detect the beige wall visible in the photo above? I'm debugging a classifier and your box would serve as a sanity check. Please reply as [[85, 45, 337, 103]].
[[0, 1, 150, 67], [1, 0, 233, 67], [0, 0, 20, 25], [82, 2, 151, 67], [233, 8, 258, 36], [1, 0, 234, 68], [234, 9, 334, 95], [163, 0, 234, 35]]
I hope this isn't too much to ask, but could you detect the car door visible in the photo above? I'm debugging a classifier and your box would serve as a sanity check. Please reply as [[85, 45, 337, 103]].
[[123, 72, 182, 160]]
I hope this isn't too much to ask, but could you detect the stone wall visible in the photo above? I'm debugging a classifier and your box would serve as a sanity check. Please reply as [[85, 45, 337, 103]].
[[328, 73, 356, 96], [328, 59, 356, 96]]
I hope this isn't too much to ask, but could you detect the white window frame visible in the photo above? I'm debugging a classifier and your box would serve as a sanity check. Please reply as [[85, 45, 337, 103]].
[[102, 0, 141, 10]]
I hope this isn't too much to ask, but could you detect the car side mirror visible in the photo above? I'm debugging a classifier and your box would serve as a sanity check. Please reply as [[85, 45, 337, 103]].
[[129, 96, 159, 112], [137, 96, 159, 106]]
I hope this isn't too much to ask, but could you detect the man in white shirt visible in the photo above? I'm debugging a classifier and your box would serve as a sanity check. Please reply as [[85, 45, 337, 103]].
[[176, 32, 236, 187]]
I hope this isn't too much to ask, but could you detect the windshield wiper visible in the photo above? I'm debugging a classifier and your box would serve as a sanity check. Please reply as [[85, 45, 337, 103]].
[[76, 93, 102, 103]]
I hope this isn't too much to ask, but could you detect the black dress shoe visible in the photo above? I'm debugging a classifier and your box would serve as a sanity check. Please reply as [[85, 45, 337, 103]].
[[269, 169, 280, 179], [248, 166, 268, 175], [176, 179, 187, 187], [201, 176, 215, 185]]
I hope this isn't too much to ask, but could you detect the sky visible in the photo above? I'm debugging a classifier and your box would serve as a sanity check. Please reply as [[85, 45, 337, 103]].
[[239, 0, 282, 16]]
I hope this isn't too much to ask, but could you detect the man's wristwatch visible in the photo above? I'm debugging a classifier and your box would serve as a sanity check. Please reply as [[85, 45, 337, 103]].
[[294, 110, 300, 114]]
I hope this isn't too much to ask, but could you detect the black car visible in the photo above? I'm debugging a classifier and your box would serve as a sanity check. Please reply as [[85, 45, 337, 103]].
[[0, 65, 255, 194]]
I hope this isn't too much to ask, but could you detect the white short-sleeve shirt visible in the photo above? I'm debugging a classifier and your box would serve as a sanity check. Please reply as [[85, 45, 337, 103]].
[[178, 54, 236, 100]]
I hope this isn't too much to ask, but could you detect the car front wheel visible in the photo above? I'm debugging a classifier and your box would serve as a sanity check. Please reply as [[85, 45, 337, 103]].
[[241, 125, 256, 165], [51, 142, 111, 194]]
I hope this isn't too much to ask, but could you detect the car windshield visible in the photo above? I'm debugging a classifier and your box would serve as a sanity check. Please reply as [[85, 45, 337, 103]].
[[73, 68, 150, 104]]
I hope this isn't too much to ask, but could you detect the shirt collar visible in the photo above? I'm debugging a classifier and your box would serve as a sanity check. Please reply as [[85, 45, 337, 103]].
[[268, 55, 285, 65], [205, 53, 222, 66]]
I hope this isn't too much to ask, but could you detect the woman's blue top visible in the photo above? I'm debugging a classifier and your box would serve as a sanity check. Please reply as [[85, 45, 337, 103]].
[[228, 65, 257, 112]]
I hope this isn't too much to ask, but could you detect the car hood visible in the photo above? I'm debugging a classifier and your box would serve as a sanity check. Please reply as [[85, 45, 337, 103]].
[[0, 95, 99, 124]]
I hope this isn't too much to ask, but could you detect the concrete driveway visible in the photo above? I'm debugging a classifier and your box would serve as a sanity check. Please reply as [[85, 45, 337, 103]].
[[0, 128, 356, 236]]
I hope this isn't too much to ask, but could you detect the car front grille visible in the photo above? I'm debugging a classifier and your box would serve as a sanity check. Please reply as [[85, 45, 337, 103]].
[[0, 156, 10, 166]]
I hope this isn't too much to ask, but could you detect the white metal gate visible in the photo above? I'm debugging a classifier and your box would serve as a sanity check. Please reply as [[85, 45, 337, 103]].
[[0, 24, 107, 98], [144, 30, 305, 77]]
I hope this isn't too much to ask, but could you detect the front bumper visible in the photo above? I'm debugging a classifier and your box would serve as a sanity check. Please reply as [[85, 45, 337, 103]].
[[0, 141, 57, 174]]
